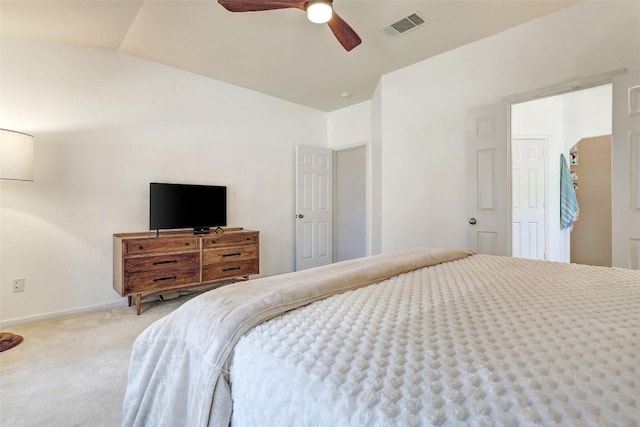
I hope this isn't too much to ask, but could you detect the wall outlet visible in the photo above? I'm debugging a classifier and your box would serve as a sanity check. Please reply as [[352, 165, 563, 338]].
[[13, 278, 25, 292]]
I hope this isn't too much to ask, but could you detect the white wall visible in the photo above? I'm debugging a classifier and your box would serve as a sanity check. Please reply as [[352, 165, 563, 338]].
[[327, 101, 371, 149], [563, 84, 612, 151], [0, 40, 326, 324], [327, 2, 638, 256], [375, 1, 640, 253]]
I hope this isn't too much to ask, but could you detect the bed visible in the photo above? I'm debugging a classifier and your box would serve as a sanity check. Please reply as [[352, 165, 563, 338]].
[[122, 248, 640, 426]]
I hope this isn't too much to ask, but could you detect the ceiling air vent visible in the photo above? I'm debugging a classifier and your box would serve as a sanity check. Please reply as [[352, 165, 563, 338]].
[[381, 12, 427, 37]]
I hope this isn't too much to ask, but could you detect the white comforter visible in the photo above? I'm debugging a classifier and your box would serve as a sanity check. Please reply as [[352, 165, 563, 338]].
[[123, 248, 473, 427], [230, 254, 640, 426]]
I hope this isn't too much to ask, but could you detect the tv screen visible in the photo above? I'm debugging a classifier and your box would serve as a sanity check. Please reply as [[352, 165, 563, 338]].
[[149, 183, 227, 232]]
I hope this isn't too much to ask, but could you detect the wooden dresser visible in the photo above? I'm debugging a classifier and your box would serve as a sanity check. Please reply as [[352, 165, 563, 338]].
[[113, 228, 259, 314]]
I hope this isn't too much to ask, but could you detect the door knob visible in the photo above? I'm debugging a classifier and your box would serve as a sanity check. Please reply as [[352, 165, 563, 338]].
[[468, 217, 477, 225], [296, 214, 304, 219]]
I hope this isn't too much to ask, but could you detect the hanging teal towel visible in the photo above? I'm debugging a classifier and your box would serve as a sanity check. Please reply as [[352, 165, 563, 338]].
[[560, 153, 579, 230]]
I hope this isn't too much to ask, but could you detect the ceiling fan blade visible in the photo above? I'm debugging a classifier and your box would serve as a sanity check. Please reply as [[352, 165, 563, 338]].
[[327, 11, 361, 52], [218, 0, 306, 12]]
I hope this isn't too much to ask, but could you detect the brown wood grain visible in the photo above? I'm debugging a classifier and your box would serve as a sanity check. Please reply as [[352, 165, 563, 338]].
[[124, 252, 199, 274], [113, 228, 260, 314], [125, 237, 199, 255], [202, 259, 259, 282], [202, 231, 258, 248]]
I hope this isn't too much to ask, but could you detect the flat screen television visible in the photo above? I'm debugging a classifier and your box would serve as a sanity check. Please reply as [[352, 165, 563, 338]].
[[149, 183, 227, 234]]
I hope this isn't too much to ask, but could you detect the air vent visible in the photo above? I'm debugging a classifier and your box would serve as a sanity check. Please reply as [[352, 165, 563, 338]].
[[381, 12, 427, 37]]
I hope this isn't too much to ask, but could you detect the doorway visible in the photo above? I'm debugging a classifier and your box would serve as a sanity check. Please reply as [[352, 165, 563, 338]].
[[510, 84, 612, 263], [295, 144, 367, 270], [333, 145, 366, 262]]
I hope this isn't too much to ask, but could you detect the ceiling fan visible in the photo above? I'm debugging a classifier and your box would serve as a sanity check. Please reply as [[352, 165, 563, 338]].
[[218, 0, 362, 52]]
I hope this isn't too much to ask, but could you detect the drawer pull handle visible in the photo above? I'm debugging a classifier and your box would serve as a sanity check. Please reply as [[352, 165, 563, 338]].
[[223, 252, 241, 258], [154, 276, 177, 282], [222, 267, 241, 272], [153, 260, 177, 265]]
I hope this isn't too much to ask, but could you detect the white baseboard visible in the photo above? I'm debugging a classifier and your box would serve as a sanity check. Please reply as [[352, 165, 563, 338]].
[[0, 300, 128, 329]]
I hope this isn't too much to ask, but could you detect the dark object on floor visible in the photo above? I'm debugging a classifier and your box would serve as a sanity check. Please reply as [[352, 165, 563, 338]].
[[0, 332, 24, 352]]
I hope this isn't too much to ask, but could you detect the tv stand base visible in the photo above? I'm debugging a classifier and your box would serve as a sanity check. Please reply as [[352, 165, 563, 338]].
[[127, 276, 250, 315]]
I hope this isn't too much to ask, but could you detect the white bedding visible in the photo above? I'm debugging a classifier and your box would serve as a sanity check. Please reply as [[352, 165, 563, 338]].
[[123, 248, 472, 427], [230, 255, 640, 426]]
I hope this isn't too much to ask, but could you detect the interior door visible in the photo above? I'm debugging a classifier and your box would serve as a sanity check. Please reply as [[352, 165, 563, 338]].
[[296, 145, 333, 270], [612, 72, 640, 269], [466, 103, 510, 255], [512, 138, 546, 259]]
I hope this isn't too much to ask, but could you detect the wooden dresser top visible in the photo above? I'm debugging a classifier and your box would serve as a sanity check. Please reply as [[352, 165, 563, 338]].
[[114, 227, 253, 239]]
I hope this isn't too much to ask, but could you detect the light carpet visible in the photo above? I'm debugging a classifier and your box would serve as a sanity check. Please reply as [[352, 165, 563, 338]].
[[0, 295, 193, 427]]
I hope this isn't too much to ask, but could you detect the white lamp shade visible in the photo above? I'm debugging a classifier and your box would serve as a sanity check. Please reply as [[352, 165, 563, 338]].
[[307, 0, 332, 24], [0, 129, 34, 181]]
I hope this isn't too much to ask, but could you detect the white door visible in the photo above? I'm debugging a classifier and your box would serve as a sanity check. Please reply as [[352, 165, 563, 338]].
[[512, 138, 546, 259], [296, 145, 333, 270], [466, 103, 510, 255], [612, 72, 640, 269]]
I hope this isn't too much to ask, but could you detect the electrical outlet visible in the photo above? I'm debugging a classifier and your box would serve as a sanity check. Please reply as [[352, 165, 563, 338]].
[[13, 278, 25, 292]]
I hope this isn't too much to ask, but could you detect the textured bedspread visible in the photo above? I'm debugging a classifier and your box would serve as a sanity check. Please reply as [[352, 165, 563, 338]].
[[123, 248, 473, 427], [230, 255, 640, 426]]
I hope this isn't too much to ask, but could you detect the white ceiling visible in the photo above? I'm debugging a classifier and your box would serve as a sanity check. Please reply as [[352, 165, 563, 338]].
[[0, 0, 576, 112]]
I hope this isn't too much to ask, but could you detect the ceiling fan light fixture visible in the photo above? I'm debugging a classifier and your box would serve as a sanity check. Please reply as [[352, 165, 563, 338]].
[[306, 0, 332, 24]]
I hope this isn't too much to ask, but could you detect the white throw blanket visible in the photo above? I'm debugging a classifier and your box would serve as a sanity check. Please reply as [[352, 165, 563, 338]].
[[122, 248, 474, 427]]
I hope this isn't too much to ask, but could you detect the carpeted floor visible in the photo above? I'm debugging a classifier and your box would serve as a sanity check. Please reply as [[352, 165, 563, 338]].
[[0, 294, 194, 427]]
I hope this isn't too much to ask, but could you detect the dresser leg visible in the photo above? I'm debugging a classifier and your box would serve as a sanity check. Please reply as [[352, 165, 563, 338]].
[[136, 294, 142, 315], [128, 295, 132, 307]]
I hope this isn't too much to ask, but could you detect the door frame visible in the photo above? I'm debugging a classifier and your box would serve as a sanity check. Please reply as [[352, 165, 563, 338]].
[[499, 69, 625, 261], [296, 142, 370, 269], [502, 69, 625, 105]]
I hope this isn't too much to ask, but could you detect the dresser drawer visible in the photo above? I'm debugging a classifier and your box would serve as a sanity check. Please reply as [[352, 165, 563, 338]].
[[203, 232, 258, 248], [125, 237, 199, 255], [124, 252, 199, 274], [124, 267, 199, 294], [202, 259, 258, 282], [202, 245, 257, 265]]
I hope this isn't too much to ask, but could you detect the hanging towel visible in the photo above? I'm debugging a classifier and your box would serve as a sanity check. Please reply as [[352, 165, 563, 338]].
[[560, 153, 579, 230]]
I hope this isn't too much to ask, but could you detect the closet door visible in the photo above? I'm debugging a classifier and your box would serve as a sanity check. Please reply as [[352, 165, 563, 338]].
[[612, 72, 640, 269], [466, 103, 510, 255], [295, 145, 333, 270]]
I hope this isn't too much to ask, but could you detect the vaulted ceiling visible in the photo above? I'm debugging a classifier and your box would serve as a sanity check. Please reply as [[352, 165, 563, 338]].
[[1, 0, 576, 111]]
